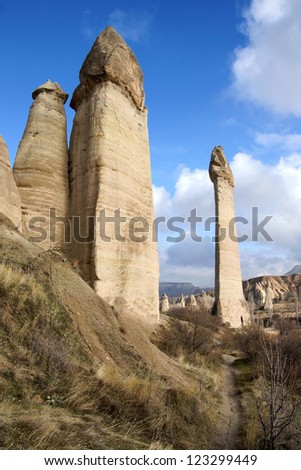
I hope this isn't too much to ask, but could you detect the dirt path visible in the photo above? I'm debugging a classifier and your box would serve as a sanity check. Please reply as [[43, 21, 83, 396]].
[[213, 354, 242, 449]]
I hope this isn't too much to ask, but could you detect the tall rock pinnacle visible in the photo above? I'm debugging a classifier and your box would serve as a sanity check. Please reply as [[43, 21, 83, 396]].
[[70, 26, 144, 111], [0, 136, 21, 229], [209, 146, 249, 327], [69, 27, 159, 321], [13, 80, 69, 249]]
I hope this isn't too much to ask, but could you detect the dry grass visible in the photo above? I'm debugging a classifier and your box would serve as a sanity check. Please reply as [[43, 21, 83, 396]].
[[93, 363, 219, 448], [0, 221, 222, 450], [0, 256, 221, 450], [242, 394, 262, 449]]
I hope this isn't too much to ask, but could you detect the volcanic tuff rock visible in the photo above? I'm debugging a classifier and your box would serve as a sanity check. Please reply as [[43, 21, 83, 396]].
[[160, 293, 170, 313], [69, 27, 159, 320], [13, 80, 69, 250], [175, 294, 186, 309], [199, 293, 215, 311], [264, 284, 274, 312], [186, 294, 197, 308], [0, 136, 21, 229], [243, 275, 298, 305], [72, 26, 144, 111], [209, 146, 249, 327]]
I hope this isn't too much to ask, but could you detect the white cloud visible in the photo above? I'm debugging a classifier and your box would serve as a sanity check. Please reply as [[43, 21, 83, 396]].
[[232, 0, 301, 115], [154, 152, 301, 286], [248, 0, 289, 25], [108, 9, 152, 43], [153, 185, 172, 219], [172, 167, 213, 219], [255, 132, 301, 151]]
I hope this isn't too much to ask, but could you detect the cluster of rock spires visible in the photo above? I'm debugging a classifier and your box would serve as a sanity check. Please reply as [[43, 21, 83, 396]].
[[1, 27, 159, 321], [244, 274, 301, 307], [1, 27, 258, 328], [160, 292, 214, 313]]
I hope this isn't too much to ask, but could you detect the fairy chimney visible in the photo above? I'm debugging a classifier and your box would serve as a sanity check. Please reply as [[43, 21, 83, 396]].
[[13, 80, 69, 249], [209, 146, 249, 327], [69, 27, 159, 321]]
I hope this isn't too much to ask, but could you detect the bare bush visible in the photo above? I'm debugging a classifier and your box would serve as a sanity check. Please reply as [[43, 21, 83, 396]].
[[254, 333, 300, 449], [168, 305, 221, 331], [233, 324, 263, 362], [156, 305, 220, 361]]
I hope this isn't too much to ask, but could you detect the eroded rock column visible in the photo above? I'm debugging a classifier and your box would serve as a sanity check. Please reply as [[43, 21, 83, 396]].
[[0, 136, 21, 229], [69, 27, 159, 321], [13, 80, 69, 250], [161, 294, 170, 313], [209, 146, 249, 327]]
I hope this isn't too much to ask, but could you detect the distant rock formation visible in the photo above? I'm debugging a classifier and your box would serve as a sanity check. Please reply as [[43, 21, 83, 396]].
[[0, 136, 21, 229], [199, 293, 215, 311], [247, 291, 256, 322], [254, 282, 266, 307], [264, 282, 274, 316], [285, 265, 301, 276], [244, 275, 295, 305], [175, 294, 186, 309], [69, 27, 159, 320], [186, 294, 197, 308], [13, 80, 69, 249], [159, 282, 203, 298], [209, 146, 249, 327], [160, 293, 170, 313]]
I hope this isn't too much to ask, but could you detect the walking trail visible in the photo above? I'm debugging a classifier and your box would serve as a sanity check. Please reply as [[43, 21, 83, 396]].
[[213, 354, 242, 449]]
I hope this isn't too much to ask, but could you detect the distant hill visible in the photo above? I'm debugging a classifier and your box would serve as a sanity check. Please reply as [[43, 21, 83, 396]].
[[284, 265, 301, 276], [159, 282, 203, 297]]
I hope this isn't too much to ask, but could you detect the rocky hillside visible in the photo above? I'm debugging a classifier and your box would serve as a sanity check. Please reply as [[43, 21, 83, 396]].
[[0, 215, 220, 449], [243, 274, 301, 306]]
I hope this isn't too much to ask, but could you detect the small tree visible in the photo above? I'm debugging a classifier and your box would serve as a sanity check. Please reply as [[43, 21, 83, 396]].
[[255, 333, 299, 449]]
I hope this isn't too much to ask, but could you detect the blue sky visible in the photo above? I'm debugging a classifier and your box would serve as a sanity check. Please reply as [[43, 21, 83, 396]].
[[1, 0, 301, 286]]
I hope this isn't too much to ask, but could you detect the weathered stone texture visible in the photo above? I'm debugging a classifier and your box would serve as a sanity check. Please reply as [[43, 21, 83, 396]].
[[244, 276, 291, 306], [13, 80, 69, 249], [0, 136, 21, 229], [73, 25, 144, 111], [69, 27, 159, 321], [264, 285, 274, 311], [186, 294, 197, 308], [175, 294, 186, 309], [161, 294, 170, 313], [209, 146, 249, 327]]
